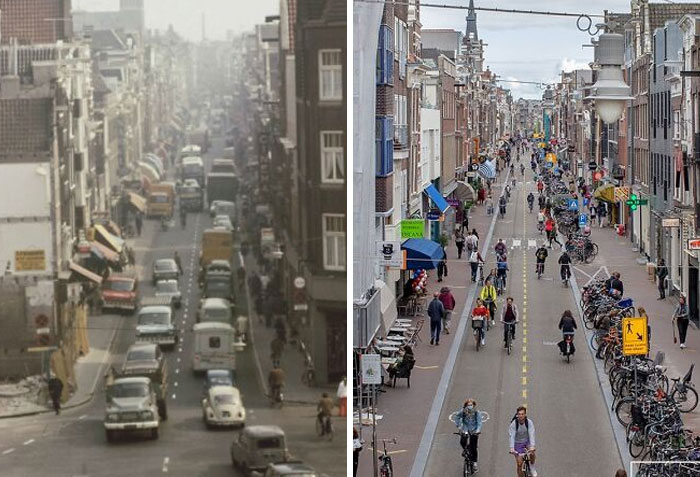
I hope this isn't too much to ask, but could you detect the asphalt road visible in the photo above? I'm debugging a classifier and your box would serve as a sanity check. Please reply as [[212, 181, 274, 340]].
[[421, 161, 623, 475], [0, 137, 345, 477]]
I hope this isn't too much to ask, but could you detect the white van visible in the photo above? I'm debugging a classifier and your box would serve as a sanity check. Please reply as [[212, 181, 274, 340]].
[[193, 322, 236, 372]]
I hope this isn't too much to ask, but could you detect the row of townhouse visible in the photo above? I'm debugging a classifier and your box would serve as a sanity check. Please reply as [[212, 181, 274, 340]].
[[550, 1, 700, 325], [354, 0, 517, 366], [0, 0, 190, 378]]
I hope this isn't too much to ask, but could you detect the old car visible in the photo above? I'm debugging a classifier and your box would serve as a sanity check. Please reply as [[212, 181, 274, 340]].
[[101, 274, 139, 314], [152, 258, 180, 285], [213, 214, 234, 232], [204, 369, 235, 392], [230, 425, 290, 475], [121, 342, 168, 419], [104, 376, 160, 442], [212, 200, 236, 222], [252, 462, 319, 477], [196, 297, 233, 324], [135, 305, 179, 349], [202, 385, 245, 428], [154, 279, 182, 308]]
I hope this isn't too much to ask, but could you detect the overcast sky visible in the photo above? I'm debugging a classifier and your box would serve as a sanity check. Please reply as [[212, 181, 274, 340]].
[[73, 0, 279, 41], [421, 0, 696, 99]]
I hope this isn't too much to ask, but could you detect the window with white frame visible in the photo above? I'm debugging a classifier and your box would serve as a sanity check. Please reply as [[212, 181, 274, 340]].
[[320, 131, 344, 184], [673, 110, 681, 140], [319, 49, 343, 101], [322, 214, 346, 271]]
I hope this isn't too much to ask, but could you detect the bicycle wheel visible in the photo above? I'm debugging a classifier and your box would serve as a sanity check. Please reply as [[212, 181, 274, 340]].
[[463, 458, 472, 476], [506, 331, 512, 355], [475, 329, 481, 351], [615, 396, 635, 427], [628, 427, 647, 458], [671, 383, 699, 413]]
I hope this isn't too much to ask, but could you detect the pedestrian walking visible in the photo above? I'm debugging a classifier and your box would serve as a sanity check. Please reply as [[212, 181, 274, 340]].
[[48, 376, 63, 415], [656, 259, 668, 299], [455, 229, 466, 259], [672, 295, 690, 349], [462, 207, 469, 232], [439, 287, 456, 334], [353, 428, 363, 477], [469, 249, 484, 282], [270, 336, 284, 367], [135, 212, 143, 237], [437, 249, 447, 282], [590, 205, 596, 223], [427, 292, 445, 345], [615, 469, 627, 477], [597, 202, 606, 228]]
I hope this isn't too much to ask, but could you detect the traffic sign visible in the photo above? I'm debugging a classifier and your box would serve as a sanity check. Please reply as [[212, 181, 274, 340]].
[[567, 199, 579, 211], [583, 197, 589, 207], [579, 214, 588, 227], [588, 161, 597, 171], [622, 317, 648, 356], [625, 193, 648, 211]]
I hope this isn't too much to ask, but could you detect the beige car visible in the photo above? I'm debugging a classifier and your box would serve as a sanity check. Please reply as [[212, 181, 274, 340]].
[[202, 385, 245, 428], [230, 425, 290, 475]]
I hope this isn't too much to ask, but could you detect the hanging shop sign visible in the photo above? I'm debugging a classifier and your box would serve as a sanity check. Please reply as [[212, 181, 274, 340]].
[[376, 241, 403, 268], [688, 238, 700, 251], [426, 210, 442, 221], [400, 219, 424, 239], [662, 218, 680, 228]]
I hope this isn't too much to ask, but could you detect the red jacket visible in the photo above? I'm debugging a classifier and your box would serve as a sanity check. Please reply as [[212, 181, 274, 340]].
[[439, 291, 456, 311]]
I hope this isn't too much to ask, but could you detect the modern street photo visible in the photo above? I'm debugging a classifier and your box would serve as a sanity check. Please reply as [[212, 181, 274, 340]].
[[353, 1, 700, 476], [0, 1, 347, 476]]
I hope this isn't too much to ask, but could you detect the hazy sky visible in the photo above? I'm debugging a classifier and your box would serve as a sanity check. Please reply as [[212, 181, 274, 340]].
[[421, 0, 697, 99], [73, 0, 279, 41]]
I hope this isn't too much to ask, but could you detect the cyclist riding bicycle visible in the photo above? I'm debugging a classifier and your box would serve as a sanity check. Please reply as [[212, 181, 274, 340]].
[[499, 196, 507, 217], [537, 180, 544, 194], [268, 367, 286, 403], [557, 310, 577, 354], [454, 398, 483, 472], [535, 245, 548, 275], [500, 296, 519, 348], [317, 392, 334, 436], [558, 250, 572, 282], [509, 406, 538, 477], [479, 280, 497, 326], [520, 163, 525, 176], [494, 238, 507, 257], [471, 299, 489, 346], [537, 194, 546, 210], [527, 192, 535, 211], [496, 254, 509, 290]]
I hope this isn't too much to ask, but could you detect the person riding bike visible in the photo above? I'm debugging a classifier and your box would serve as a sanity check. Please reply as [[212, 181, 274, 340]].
[[472, 299, 490, 346], [495, 238, 507, 257], [479, 279, 497, 326], [509, 406, 538, 477], [496, 254, 509, 290], [536, 180, 544, 195], [537, 194, 546, 210], [268, 367, 286, 402], [500, 296, 519, 348], [527, 192, 535, 212], [535, 244, 548, 276], [558, 310, 577, 342], [454, 399, 483, 472], [558, 250, 572, 282], [499, 196, 507, 217], [317, 392, 334, 436]]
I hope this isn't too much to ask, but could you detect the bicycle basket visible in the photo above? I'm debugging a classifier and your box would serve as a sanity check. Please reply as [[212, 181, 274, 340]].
[[472, 319, 484, 329], [618, 298, 634, 309]]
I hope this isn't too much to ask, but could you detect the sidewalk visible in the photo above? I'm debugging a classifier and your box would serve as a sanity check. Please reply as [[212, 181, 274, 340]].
[[575, 221, 699, 431], [356, 174, 505, 477]]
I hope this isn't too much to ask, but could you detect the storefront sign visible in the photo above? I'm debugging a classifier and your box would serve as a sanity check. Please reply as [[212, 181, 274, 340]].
[[376, 241, 403, 268], [662, 218, 680, 227], [15, 250, 46, 272], [426, 210, 442, 221], [360, 354, 382, 385], [688, 238, 700, 251], [446, 199, 461, 208], [400, 220, 424, 239]]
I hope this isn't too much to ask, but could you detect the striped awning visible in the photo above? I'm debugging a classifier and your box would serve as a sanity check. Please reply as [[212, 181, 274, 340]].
[[455, 181, 477, 202], [69, 261, 102, 284], [94, 224, 124, 254], [128, 192, 147, 213], [90, 241, 120, 263], [477, 160, 496, 180]]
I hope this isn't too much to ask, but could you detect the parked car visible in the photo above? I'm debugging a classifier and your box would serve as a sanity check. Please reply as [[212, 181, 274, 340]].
[[101, 274, 139, 314], [202, 385, 245, 428], [230, 426, 290, 475], [209, 200, 225, 218], [154, 279, 182, 308], [252, 462, 319, 477], [152, 258, 180, 285]]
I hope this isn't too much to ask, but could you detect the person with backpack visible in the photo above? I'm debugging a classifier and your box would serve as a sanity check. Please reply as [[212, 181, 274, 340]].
[[535, 244, 548, 276], [468, 248, 484, 282], [509, 406, 538, 477], [453, 398, 483, 472]]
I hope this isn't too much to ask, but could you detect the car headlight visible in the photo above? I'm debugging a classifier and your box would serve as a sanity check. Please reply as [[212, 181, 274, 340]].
[[107, 413, 119, 422], [140, 410, 154, 420]]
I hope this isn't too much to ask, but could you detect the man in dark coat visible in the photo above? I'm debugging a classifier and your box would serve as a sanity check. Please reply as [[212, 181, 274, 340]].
[[427, 292, 445, 346], [48, 377, 63, 415]]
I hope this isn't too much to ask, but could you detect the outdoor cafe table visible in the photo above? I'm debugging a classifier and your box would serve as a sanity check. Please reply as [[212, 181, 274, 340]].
[[386, 335, 406, 343], [388, 327, 407, 333], [377, 346, 400, 355]]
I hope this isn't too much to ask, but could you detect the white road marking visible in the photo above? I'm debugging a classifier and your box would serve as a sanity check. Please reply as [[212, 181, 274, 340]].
[[178, 347, 183, 353], [163, 456, 170, 473], [512, 239, 522, 248], [2, 448, 15, 455], [78, 414, 87, 420], [172, 394, 176, 400], [22, 439, 34, 445], [528, 239, 537, 248], [174, 382, 178, 387], [175, 368, 180, 374], [177, 357, 181, 363]]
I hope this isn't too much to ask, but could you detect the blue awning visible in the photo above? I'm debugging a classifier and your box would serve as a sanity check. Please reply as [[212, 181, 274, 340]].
[[401, 238, 444, 270], [423, 184, 449, 213]]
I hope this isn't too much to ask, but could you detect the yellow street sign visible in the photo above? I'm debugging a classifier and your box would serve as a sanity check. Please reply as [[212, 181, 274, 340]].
[[622, 317, 648, 356]]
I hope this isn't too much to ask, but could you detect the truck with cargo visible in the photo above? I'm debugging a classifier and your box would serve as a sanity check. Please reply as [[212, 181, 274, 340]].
[[146, 182, 175, 218], [206, 172, 237, 206], [180, 156, 205, 187], [200, 229, 233, 269]]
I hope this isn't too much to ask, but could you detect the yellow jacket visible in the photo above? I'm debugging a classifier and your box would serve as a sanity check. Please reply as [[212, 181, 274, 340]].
[[480, 285, 497, 302]]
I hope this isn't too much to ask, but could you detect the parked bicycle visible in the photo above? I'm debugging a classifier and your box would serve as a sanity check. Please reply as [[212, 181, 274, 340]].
[[378, 438, 397, 477]]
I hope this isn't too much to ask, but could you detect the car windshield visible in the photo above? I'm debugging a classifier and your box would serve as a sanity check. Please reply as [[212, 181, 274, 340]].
[[156, 282, 178, 293], [111, 383, 149, 398], [181, 186, 199, 194], [155, 261, 175, 271], [183, 164, 203, 174], [213, 393, 235, 405], [151, 194, 168, 203], [204, 308, 230, 320], [207, 281, 228, 291], [105, 280, 133, 292], [209, 376, 232, 386], [126, 349, 154, 361], [256, 437, 282, 449], [138, 313, 170, 326]]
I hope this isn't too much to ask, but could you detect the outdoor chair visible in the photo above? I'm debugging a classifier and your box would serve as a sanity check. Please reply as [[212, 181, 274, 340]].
[[392, 356, 416, 388]]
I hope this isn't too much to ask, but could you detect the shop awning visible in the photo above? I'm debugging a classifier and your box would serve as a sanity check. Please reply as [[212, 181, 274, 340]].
[[69, 261, 102, 284], [105, 220, 122, 238], [95, 224, 124, 254], [401, 238, 443, 270], [477, 160, 496, 180], [128, 192, 147, 213], [594, 183, 615, 203], [142, 154, 164, 176], [138, 162, 161, 183], [423, 184, 449, 213], [455, 181, 477, 202], [90, 241, 120, 263], [375, 279, 397, 332]]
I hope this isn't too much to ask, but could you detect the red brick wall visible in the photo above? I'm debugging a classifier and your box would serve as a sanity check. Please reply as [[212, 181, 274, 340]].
[[0, 0, 70, 45], [0, 98, 52, 153], [376, 174, 393, 213]]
